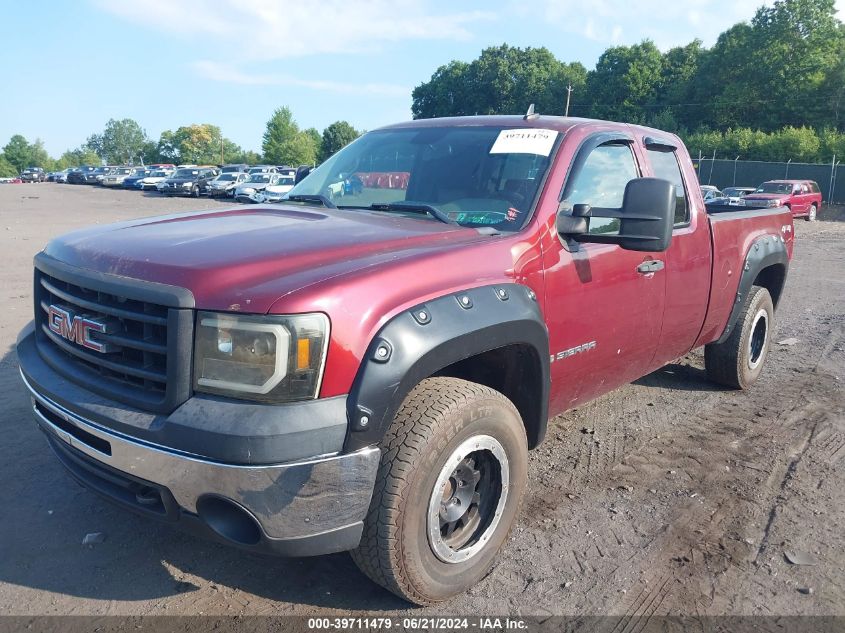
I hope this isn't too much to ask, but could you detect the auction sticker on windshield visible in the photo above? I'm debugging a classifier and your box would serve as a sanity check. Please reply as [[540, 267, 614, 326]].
[[489, 128, 558, 156]]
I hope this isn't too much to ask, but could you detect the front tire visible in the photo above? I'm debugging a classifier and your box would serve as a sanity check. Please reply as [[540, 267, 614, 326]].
[[191, 185, 200, 198], [351, 377, 528, 605], [705, 285, 774, 389], [806, 204, 817, 222]]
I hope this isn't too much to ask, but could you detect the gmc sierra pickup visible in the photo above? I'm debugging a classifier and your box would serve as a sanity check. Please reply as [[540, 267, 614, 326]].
[[17, 114, 793, 605]]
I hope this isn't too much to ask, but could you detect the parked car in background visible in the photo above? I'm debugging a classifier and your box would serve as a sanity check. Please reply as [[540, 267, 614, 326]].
[[21, 167, 46, 183], [705, 186, 757, 208], [207, 172, 249, 198], [160, 167, 219, 197], [700, 185, 722, 202], [220, 164, 249, 174], [275, 166, 296, 178], [742, 180, 822, 221], [148, 163, 176, 170], [100, 166, 135, 187], [66, 167, 96, 184], [247, 165, 277, 175], [137, 169, 173, 191], [54, 168, 73, 183], [122, 167, 152, 189], [0, 177, 23, 184], [234, 172, 280, 202], [254, 174, 296, 203], [86, 166, 113, 184]]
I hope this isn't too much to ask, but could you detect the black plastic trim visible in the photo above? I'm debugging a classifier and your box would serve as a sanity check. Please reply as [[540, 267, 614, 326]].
[[716, 235, 789, 344], [35, 252, 195, 309], [18, 328, 349, 465], [345, 283, 550, 452]]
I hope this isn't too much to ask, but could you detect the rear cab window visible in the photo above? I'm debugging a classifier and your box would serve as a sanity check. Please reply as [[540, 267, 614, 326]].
[[645, 147, 689, 226]]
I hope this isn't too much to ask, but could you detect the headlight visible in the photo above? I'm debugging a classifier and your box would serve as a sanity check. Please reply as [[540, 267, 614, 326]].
[[182, 182, 192, 188], [194, 312, 329, 402], [768, 199, 781, 207]]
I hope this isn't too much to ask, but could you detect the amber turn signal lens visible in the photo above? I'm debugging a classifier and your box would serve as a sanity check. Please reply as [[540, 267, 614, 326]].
[[296, 338, 310, 371]]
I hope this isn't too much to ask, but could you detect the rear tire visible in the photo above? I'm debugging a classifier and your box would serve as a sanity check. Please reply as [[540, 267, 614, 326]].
[[806, 204, 817, 222], [351, 377, 528, 605], [705, 285, 774, 389]]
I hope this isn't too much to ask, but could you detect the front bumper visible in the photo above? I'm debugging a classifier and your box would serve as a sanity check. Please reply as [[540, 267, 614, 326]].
[[18, 327, 380, 557]]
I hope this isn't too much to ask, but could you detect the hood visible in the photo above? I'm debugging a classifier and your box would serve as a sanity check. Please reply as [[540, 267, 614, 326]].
[[237, 182, 269, 191], [165, 178, 195, 184], [42, 205, 492, 313]]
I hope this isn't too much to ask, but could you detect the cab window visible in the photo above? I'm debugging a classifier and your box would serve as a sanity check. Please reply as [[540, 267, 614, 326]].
[[563, 143, 639, 235], [646, 147, 689, 226]]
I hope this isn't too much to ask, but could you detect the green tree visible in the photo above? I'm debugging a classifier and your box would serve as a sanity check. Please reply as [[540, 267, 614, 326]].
[[99, 118, 148, 164], [320, 121, 360, 161], [0, 154, 18, 177], [155, 124, 242, 165], [412, 45, 587, 118], [262, 107, 300, 161], [261, 107, 318, 165], [3, 135, 33, 172], [585, 40, 664, 123]]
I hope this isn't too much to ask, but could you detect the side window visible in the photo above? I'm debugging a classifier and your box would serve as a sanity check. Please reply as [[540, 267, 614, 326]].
[[646, 147, 688, 226], [565, 143, 639, 235]]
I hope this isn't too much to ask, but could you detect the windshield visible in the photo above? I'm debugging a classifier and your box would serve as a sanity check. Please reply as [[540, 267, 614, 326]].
[[215, 174, 236, 181], [756, 182, 791, 194], [247, 174, 272, 183], [221, 166, 242, 173], [130, 168, 148, 176], [149, 170, 167, 177], [117, 168, 132, 175], [278, 176, 295, 186], [286, 126, 558, 230], [722, 188, 748, 197], [173, 169, 199, 178]]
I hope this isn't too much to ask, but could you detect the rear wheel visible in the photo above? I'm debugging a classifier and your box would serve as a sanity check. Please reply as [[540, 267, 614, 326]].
[[351, 377, 528, 605], [806, 203, 817, 222], [705, 285, 774, 389]]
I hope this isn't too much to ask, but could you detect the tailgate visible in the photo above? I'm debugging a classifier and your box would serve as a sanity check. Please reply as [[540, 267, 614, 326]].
[[695, 207, 794, 346]]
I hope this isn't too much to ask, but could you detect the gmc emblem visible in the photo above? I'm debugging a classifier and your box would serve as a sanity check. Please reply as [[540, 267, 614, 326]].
[[47, 305, 108, 353]]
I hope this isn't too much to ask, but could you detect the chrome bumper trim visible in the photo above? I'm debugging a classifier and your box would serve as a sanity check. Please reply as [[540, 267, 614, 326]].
[[21, 369, 379, 539]]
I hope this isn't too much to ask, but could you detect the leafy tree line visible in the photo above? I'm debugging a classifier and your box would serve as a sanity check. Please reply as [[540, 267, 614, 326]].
[[684, 126, 845, 162], [412, 0, 845, 161], [0, 109, 360, 176]]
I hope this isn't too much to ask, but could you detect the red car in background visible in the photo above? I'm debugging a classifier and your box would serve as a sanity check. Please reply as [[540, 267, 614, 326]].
[[743, 179, 823, 221]]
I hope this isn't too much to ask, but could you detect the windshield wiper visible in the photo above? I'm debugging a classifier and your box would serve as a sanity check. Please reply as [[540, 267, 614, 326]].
[[285, 194, 337, 209], [352, 202, 457, 225]]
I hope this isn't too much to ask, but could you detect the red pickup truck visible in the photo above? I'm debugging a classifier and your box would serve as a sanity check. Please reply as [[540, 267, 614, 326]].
[[742, 179, 822, 221], [17, 115, 794, 605]]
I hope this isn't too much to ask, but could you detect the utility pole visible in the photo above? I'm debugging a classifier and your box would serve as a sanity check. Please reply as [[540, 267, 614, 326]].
[[220, 134, 224, 166], [564, 84, 573, 117]]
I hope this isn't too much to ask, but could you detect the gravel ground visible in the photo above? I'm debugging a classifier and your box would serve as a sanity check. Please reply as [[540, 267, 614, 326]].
[[0, 184, 843, 618]]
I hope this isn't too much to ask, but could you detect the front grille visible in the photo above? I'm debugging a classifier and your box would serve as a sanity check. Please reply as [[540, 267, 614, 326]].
[[34, 266, 193, 414]]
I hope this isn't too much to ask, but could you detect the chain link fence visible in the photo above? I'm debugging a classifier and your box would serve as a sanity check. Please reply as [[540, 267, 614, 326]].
[[693, 156, 843, 203]]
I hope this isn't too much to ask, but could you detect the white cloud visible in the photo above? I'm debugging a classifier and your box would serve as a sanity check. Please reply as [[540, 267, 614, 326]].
[[94, 0, 495, 59], [192, 60, 408, 96]]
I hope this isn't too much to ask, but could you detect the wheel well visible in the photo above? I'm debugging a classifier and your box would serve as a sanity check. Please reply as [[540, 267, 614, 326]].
[[754, 264, 787, 308], [433, 344, 545, 449]]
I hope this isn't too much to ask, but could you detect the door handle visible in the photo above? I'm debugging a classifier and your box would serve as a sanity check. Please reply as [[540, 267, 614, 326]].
[[637, 260, 664, 274]]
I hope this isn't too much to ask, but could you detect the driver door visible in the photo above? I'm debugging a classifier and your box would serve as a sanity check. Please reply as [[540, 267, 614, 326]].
[[542, 140, 666, 413]]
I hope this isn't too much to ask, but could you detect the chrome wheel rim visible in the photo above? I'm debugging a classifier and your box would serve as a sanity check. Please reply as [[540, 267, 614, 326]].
[[427, 435, 509, 564], [747, 308, 768, 370]]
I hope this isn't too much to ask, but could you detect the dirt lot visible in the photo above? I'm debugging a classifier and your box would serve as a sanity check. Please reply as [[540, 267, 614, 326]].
[[0, 184, 843, 620]]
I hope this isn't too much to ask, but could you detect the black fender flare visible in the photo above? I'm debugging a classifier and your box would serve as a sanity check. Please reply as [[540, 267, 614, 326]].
[[716, 234, 789, 344], [344, 283, 550, 452]]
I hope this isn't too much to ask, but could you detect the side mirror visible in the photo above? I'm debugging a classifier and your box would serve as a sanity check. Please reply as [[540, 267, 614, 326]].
[[557, 178, 675, 253], [295, 166, 314, 184]]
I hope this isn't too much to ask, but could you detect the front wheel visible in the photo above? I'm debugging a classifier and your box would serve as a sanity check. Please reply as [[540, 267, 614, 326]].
[[705, 285, 774, 389], [351, 377, 528, 605], [806, 204, 817, 222], [191, 185, 200, 198]]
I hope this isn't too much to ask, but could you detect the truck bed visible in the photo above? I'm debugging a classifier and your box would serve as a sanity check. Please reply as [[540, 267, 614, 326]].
[[696, 206, 795, 346]]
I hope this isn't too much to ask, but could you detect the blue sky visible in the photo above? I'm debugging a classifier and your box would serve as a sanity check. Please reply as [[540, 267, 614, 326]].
[[1, 0, 842, 157]]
